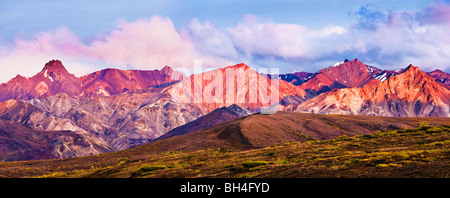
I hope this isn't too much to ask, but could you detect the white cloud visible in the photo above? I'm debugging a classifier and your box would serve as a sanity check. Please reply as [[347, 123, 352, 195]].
[[0, 16, 235, 83], [183, 18, 239, 59], [343, 4, 450, 71], [227, 16, 309, 58]]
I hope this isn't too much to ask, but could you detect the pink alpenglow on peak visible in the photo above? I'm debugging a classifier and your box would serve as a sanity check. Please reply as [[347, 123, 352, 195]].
[[294, 64, 450, 117], [0, 60, 81, 102], [169, 61, 306, 114], [0, 60, 187, 101], [79, 65, 185, 97]]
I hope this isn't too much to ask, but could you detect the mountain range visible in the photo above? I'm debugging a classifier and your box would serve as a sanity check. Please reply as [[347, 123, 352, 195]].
[[293, 64, 450, 117], [0, 59, 449, 161]]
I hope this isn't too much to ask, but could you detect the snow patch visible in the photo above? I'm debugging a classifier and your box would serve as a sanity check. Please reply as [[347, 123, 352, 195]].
[[43, 69, 48, 78], [373, 72, 387, 82], [331, 60, 345, 67], [42, 68, 54, 82]]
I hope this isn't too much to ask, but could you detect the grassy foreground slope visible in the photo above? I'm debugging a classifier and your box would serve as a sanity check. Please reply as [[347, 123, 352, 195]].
[[133, 112, 450, 153], [0, 122, 449, 178]]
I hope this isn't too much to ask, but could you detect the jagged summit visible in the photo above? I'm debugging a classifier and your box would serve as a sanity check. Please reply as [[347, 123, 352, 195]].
[[160, 65, 185, 81], [401, 64, 421, 73], [0, 60, 81, 101], [331, 58, 351, 67], [300, 58, 382, 94], [160, 65, 173, 74], [41, 60, 67, 73], [226, 63, 251, 70], [39, 59, 72, 82]]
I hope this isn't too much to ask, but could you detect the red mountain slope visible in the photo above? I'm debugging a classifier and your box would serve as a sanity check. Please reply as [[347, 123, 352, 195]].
[[0, 60, 81, 102], [167, 63, 307, 113], [428, 69, 450, 89], [321, 58, 382, 87], [79, 66, 185, 97], [299, 58, 382, 95], [296, 65, 450, 117], [0, 60, 186, 102]]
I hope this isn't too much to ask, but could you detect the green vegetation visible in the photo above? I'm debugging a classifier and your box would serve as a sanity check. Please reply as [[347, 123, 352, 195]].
[[241, 161, 269, 168], [138, 164, 167, 172], [135, 165, 166, 176], [0, 124, 449, 178]]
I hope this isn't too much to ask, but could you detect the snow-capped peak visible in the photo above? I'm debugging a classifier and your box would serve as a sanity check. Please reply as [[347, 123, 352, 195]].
[[332, 61, 344, 67]]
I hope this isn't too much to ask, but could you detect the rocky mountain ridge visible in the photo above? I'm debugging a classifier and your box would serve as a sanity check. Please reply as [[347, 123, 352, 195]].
[[294, 64, 450, 116], [0, 59, 448, 161]]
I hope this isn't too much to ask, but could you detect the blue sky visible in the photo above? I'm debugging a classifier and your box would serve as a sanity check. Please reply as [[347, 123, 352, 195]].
[[0, 0, 425, 38], [0, 0, 449, 82]]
